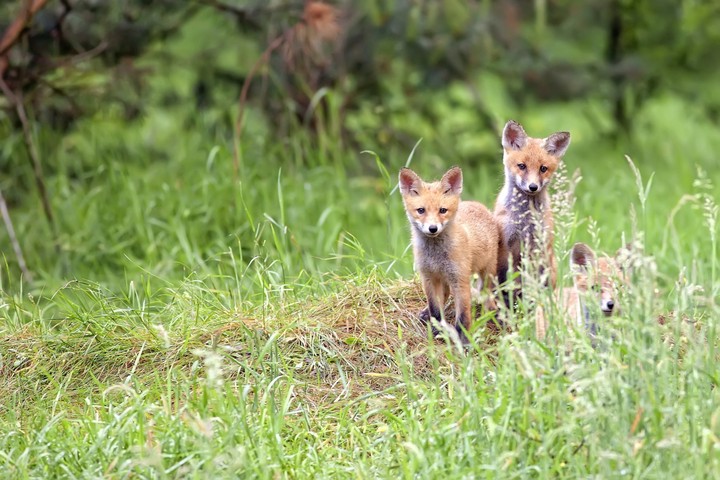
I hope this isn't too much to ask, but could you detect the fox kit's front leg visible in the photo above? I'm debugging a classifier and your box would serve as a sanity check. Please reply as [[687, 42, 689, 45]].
[[419, 275, 448, 325], [452, 274, 473, 341], [547, 248, 557, 288]]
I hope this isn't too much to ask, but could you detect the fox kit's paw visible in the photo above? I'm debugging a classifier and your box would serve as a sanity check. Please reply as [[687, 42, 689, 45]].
[[418, 307, 442, 336], [455, 326, 471, 347], [419, 306, 443, 323]]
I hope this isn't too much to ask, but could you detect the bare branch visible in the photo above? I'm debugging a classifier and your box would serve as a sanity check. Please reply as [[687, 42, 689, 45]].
[[233, 32, 287, 178], [0, 77, 56, 237], [0, 187, 32, 282], [0, 0, 50, 78]]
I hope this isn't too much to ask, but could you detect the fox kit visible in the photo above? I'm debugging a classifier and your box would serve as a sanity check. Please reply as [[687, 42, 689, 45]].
[[495, 120, 571, 291], [399, 166, 500, 342], [536, 243, 626, 341]]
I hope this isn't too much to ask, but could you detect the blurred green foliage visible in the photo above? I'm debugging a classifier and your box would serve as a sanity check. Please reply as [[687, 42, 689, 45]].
[[0, 0, 719, 293]]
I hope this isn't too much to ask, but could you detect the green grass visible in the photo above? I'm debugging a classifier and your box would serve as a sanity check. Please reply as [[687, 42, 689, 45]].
[[2, 262, 718, 477], [1, 68, 720, 478]]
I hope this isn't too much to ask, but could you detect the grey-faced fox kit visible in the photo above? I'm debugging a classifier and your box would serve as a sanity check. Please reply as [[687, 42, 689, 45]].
[[399, 166, 500, 343], [495, 120, 571, 292], [536, 242, 627, 341]]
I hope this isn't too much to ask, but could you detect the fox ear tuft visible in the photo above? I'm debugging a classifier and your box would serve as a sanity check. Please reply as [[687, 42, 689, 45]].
[[570, 243, 596, 270], [399, 168, 421, 195], [615, 242, 635, 276], [502, 120, 528, 151], [615, 242, 633, 259], [441, 166, 463, 195], [544, 131, 571, 157]]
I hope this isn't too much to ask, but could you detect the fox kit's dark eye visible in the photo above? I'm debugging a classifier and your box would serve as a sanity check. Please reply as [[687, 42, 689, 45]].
[[417, 208, 425, 214], [591, 284, 601, 292], [540, 165, 548, 173], [517, 163, 526, 171], [439, 207, 448, 214]]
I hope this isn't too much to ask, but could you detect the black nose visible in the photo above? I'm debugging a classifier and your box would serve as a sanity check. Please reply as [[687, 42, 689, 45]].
[[429, 225, 438, 234], [607, 300, 614, 310], [528, 184, 538, 192]]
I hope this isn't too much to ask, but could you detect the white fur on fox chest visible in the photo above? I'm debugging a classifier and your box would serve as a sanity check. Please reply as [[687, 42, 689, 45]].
[[500, 183, 549, 250], [412, 231, 460, 282]]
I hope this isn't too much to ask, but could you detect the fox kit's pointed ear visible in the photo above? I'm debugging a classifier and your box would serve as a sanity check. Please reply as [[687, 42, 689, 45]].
[[544, 131, 571, 157], [441, 166, 463, 195], [399, 168, 422, 196], [570, 243, 596, 270], [502, 120, 528, 151]]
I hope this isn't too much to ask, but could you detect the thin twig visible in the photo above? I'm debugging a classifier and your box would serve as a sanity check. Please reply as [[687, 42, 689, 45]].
[[62, 40, 108, 66], [572, 438, 585, 455], [233, 32, 287, 178], [0, 0, 49, 78], [0, 0, 47, 56], [0, 187, 32, 282], [1, 40, 107, 108], [0, 77, 56, 235]]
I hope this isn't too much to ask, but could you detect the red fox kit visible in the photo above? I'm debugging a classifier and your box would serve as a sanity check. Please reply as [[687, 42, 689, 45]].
[[536, 243, 626, 340], [495, 120, 571, 291], [399, 166, 500, 343]]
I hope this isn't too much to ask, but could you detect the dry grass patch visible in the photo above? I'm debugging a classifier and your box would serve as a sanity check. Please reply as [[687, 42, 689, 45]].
[[0, 276, 505, 416]]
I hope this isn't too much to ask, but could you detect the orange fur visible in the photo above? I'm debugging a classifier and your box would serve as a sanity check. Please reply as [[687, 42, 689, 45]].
[[536, 243, 626, 341], [399, 166, 500, 343]]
